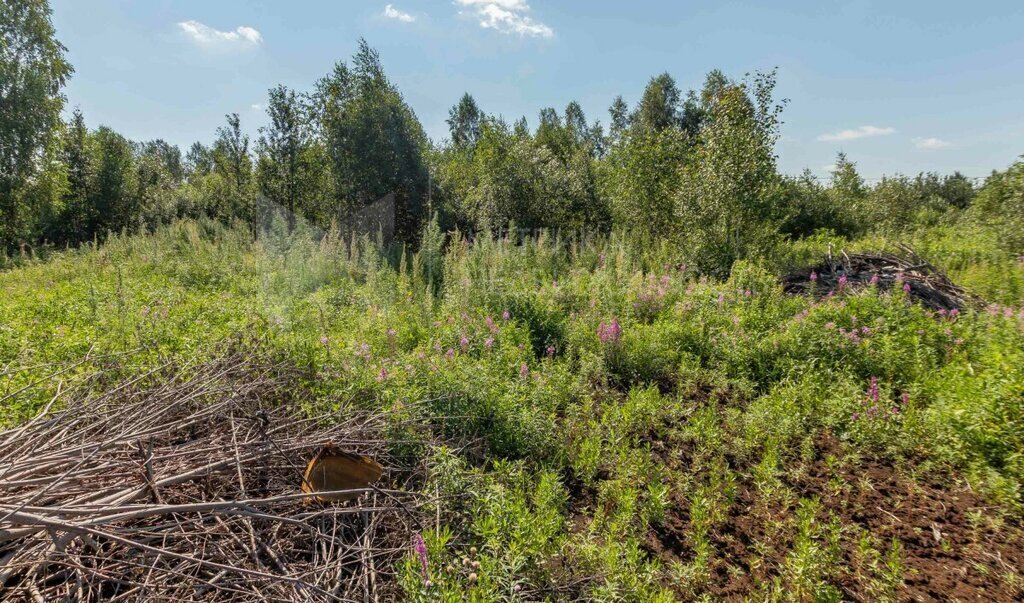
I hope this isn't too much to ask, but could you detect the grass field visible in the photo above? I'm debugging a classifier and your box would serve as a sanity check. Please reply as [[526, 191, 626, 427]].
[[2, 218, 1023, 601]]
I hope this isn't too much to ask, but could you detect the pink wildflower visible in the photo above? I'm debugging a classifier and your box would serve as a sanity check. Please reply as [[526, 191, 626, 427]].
[[502, 309, 511, 321], [809, 270, 818, 282], [868, 376, 880, 403], [519, 363, 529, 379], [412, 533, 429, 579]]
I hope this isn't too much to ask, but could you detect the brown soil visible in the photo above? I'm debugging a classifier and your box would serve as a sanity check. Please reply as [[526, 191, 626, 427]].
[[643, 434, 1024, 602]]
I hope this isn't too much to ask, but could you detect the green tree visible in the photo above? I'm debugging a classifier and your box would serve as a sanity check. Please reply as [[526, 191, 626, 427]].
[[58, 108, 92, 243], [602, 127, 689, 237], [632, 72, 682, 133], [607, 95, 629, 145], [255, 85, 326, 227], [447, 93, 483, 148], [88, 126, 138, 236], [0, 0, 73, 248], [207, 113, 254, 222], [676, 71, 786, 274], [315, 39, 429, 239]]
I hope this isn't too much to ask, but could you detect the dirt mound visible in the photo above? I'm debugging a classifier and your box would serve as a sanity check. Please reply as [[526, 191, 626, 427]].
[[782, 246, 983, 311]]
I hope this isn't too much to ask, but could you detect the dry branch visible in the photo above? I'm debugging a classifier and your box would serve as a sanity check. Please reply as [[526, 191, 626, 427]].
[[0, 351, 420, 602], [782, 245, 984, 310]]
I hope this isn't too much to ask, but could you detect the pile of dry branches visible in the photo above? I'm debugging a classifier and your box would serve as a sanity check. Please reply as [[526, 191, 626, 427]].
[[0, 353, 420, 602], [782, 245, 983, 310]]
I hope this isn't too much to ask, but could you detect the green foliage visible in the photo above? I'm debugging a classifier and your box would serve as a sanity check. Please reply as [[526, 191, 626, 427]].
[[0, 0, 73, 249], [676, 71, 786, 275], [315, 39, 430, 240]]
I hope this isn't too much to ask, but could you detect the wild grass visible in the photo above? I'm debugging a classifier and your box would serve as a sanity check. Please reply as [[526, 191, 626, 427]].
[[2, 216, 1023, 600]]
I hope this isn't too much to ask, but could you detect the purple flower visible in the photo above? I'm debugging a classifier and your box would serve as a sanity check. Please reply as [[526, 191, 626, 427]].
[[460, 335, 470, 351], [445, 348, 455, 359], [412, 533, 429, 578], [824, 321, 835, 330], [868, 376, 880, 403], [903, 282, 912, 294], [838, 275, 848, 290], [502, 309, 511, 321], [377, 367, 389, 382], [900, 392, 909, 406], [484, 337, 494, 350], [387, 328, 397, 339], [869, 274, 880, 285], [809, 270, 818, 282], [546, 345, 556, 358], [320, 335, 330, 346], [598, 319, 622, 344], [519, 363, 529, 379]]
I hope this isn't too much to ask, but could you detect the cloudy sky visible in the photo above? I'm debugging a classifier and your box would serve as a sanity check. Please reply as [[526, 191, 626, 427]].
[[51, 0, 1024, 180]]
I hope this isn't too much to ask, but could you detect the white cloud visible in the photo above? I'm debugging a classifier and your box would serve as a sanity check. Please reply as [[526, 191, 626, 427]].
[[251, 104, 263, 111], [912, 137, 952, 150], [817, 125, 895, 142], [177, 20, 263, 48], [822, 164, 838, 173], [455, 0, 553, 38], [383, 4, 416, 22]]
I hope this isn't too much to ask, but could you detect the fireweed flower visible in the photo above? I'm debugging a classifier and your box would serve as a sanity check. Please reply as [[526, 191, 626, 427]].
[[598, 319, 622, 344], [460, 335, 470, 351], [445, 348, 455, 359], [377, 367, 389, 382], [869, 274, 880, 285], [484, 337, 494, 350], [868, 374, 884, 401], [546, 345, 556, 358], [903, 282, 912, 294], [319, 335, 329, 346], [519, 363, 529, 379], [502, 309, 511, 321], [838, 275, 848, 290], [809, 270, 818, 282], [412, 533, 429, 579]]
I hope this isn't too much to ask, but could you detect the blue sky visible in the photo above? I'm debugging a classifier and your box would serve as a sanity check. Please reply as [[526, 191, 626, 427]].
[[52, 0, 1024, 180]]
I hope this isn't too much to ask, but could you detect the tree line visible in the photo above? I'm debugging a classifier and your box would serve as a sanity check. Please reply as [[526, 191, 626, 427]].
[[3, 0, 1021, 273]]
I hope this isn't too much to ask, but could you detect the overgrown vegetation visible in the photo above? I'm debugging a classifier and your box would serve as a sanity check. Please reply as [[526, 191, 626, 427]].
[[3, 214, 1023, 599], [3, 1, 1024, 600]]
